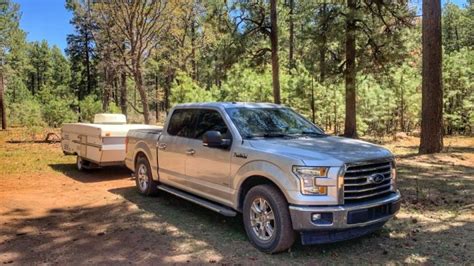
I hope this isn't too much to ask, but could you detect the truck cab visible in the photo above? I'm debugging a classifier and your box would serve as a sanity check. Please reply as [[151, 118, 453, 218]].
[[125, 102, 401, 253]]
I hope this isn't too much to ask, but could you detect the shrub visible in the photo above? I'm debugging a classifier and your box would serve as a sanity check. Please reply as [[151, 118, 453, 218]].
[[79, 95, 102, 122]]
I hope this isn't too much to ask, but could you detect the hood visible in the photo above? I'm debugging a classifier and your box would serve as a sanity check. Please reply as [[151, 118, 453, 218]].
[[248, 136, 392, 165]]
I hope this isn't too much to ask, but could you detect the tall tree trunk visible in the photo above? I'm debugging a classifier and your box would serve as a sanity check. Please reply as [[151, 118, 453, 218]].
[[113, 78, 119, 105], [311, 78, 315, 123], [288, 0, 295, 72], [85, 33, 92, 97], [133, 64, 150, 124], [319, 4, 328, 82], [191, 16, 198, 81], [134, 66, 150, 124], [164, 71, 172, 114], [333, 87, 337, 134], [344, 0, 357, 138], [102, 67, 110, 111], [420, 0, 443, 154], [0, 71, 7, 130], [120, 71, 128, 116], [399, 74, 406, 132], [270, 0, 281, 104], [155, 74, 159, 123]]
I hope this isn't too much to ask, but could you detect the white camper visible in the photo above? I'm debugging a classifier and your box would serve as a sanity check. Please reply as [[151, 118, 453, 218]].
[[61, 114, 161, 170]]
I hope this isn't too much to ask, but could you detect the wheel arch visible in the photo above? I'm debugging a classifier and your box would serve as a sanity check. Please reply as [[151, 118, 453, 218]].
[[233, 160, 298, 211], [237, 175, 288, 212], [132, 142, 159, 180]]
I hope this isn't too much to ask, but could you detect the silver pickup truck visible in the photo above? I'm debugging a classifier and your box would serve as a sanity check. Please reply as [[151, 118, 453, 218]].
[[125, 102, 400, 253]]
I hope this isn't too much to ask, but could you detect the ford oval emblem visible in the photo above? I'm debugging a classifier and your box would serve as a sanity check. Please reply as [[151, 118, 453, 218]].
[[369, 173, 385, 184]]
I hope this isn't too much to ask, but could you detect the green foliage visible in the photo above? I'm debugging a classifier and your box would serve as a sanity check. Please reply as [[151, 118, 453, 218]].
[[171, 71, 215, 105], [7, 98, 44, 127], [219, 64, 273, 102], [41, 98, 77, 127], [107, 102, 122, 114], [0, 0, 472, 136], [78, 95, 102, 123], [443, 48, 474, 134]]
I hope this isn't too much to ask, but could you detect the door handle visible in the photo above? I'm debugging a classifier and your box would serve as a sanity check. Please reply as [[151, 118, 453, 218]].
[[158, 143, 167, 150], [185, 149, 195, 155]]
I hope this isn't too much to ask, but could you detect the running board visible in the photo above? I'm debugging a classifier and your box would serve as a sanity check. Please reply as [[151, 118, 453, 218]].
[[157, 185, 237, 217]]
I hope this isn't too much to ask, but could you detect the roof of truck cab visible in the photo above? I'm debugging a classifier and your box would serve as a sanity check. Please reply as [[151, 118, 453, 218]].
[[174, 102, 284, 109]]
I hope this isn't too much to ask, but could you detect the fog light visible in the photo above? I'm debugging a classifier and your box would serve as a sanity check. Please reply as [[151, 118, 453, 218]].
[[311, 212, 333, 225], [312, 213, 322, 221]]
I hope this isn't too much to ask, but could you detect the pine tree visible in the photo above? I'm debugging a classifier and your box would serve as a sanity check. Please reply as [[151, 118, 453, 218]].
[[420, 0, 443, 154]]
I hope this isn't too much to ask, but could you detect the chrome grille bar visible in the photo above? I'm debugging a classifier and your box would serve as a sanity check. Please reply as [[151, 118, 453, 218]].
[[343, 160, 394, 203], [345, 164, 391, 174]]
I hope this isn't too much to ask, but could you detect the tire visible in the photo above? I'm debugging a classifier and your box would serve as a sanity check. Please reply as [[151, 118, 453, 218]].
[[135, 156, 159, 196], [243, 184, 296, 253], [76, 156, 87, 171]]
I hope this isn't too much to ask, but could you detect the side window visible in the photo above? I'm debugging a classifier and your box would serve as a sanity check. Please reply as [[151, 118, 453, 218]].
[[194, 110, 230, 139], [167, 109, 198, 138]]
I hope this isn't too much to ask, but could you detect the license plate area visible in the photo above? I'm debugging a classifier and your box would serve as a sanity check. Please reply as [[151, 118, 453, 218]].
[[347, 201, 400, 224]]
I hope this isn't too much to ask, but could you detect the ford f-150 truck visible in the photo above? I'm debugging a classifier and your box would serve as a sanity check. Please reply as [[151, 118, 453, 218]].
[[125, 102, 401, 253]]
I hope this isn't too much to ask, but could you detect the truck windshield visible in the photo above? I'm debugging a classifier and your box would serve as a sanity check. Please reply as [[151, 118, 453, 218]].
[[225, 107, 325, 139]]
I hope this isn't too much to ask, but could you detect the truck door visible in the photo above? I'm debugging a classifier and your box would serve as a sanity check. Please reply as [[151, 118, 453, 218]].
[[157, 109, 196, 188], [184, 109, 233, 205]]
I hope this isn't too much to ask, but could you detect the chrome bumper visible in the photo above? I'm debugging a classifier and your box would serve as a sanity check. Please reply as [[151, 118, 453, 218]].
[[289, 191, 401, 231]]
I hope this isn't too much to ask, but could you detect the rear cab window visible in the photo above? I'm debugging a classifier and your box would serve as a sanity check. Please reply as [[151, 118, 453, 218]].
[[167, 109, 199, 138]]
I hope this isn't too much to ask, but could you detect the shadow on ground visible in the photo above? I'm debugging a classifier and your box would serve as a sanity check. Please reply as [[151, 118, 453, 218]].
[[49, 163, 132, 183], [396, 160, 474, 212], [1, 183, 472, 264]]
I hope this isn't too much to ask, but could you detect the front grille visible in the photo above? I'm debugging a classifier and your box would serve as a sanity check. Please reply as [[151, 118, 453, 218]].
[[343, 160, 393, 203]]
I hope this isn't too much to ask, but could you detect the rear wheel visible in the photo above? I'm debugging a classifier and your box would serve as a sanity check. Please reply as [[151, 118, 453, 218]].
[[243, 184, 295, 253], [135, 156, 159, 196]]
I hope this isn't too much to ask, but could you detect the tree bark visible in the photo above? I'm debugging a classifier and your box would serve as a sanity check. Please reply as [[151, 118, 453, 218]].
[[85, 32, 92, 97], [419, 0, 443, 154], [270, 0, 281, 104], [288, 0, 295, 72], [102, 67, 110, 111], [155, 74, 159, 123], [311, 78, 315, 123], [120, 71, 128, 117], [134, 65, 150, 124], [344, 0, 358, 138], [0, 71, 7, 130], [319, 4, 328, 82], [191, 14, 198, 81]]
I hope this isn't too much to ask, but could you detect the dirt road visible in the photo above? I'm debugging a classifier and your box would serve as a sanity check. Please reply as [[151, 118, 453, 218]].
[[1, 131, 473, 264]]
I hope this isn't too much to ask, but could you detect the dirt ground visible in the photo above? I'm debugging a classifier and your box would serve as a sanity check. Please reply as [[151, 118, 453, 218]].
[[0, 129, 473, 264]]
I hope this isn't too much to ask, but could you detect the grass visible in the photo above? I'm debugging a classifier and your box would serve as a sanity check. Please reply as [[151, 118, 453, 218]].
[[0, 128, 473, 264], [0, 128, 72, 175]]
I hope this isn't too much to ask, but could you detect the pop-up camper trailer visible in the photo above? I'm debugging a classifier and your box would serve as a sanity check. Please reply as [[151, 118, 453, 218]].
[[61, 114, 161, 170]]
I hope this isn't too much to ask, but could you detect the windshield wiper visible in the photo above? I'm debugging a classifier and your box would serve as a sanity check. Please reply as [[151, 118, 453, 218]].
[[245, 132, 290, 139], [289, 131, 326, 137]]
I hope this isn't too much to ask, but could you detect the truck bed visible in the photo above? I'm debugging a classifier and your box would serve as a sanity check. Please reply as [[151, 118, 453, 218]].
[[124, 128, 162, 174]]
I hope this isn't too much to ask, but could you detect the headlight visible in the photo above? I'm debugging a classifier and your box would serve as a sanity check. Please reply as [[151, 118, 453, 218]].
[[292, 166, 329, 195]]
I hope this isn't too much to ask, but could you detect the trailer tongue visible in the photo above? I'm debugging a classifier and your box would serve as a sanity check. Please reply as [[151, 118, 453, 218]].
[[61, 114, 161, 170]]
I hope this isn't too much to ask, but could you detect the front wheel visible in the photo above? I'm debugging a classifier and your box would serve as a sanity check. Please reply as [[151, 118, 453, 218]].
[[135, 156, 159, 196], [243, 184, 296, 253]]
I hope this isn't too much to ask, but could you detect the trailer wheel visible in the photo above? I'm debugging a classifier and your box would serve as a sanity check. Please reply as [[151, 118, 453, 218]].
[[135, 156, 159, 196], [76, 156, 86, 171]]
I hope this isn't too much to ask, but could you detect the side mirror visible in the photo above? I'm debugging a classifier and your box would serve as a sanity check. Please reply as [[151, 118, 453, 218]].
[[203, 131, 231, 149]]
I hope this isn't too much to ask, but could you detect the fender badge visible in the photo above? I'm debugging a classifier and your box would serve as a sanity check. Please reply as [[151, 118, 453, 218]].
[[234, 152, 248, 159]]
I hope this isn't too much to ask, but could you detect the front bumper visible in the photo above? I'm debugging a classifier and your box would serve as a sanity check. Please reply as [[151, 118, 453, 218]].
[[289, 191, 401, 231]]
